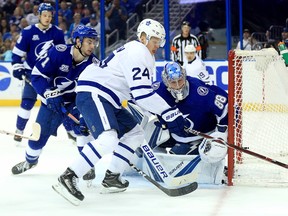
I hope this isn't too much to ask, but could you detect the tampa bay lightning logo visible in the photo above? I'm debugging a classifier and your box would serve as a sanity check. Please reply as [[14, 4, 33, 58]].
[[35, 40, 54, 60], [197, 86, 209, 96], [0, 65, 11, 91]]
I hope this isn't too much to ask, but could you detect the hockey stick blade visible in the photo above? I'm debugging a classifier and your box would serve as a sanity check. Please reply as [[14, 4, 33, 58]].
[[130, 163, 198, 197], [0, 122, 41, 141], [187, 128, 288, 169]]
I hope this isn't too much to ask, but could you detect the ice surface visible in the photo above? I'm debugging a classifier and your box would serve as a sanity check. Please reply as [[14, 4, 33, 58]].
[[0, 107, 287, 216]]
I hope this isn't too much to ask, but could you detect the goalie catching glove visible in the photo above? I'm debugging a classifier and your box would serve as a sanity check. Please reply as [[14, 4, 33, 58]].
[[44, 88, 64, 114], [198, 131, 228, 164]]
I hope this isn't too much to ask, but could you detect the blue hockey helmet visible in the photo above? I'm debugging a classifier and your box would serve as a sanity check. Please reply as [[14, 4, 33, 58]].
[[38, 3, 54, 15], [162, 62, 188, 102], [72, 25, 99, 46]]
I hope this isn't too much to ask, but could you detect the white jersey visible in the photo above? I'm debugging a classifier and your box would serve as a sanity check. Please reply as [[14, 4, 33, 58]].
[[76, 40, 171, 115], [183, 55, 210, 83]]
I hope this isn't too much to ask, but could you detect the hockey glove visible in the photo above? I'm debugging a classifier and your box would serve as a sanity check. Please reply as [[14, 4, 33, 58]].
[[44, 88, 64, 114], [72, 117, 90, 136], [12, 63, 26, 80], [161, 107, 185, 136]]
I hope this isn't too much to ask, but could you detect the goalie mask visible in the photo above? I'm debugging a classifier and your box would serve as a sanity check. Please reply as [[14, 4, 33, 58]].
[[162, 62, 189, 102]]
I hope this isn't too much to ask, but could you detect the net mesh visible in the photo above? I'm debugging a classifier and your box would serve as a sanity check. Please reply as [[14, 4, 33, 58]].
[[230, 48, 288, 186]]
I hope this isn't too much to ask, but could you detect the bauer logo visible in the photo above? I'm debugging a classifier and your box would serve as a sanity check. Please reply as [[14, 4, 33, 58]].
[[0, 65, 11, 91], [142, 144, 169, 179]]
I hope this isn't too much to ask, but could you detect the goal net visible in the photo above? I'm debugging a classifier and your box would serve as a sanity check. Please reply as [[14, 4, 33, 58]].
[[227, 48, 288, 186]]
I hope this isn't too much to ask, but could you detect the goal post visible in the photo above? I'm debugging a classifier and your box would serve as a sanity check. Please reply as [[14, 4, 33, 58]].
[[227, 48, 288, 186]]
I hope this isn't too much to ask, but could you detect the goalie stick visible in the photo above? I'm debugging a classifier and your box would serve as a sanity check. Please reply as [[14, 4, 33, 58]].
[[129, 162, 198, 197], [186, 128, 288, 169], [0, 122, 41, 141], [126, 102, 199, 186]]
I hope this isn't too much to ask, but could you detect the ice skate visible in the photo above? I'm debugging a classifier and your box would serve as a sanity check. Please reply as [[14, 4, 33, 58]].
[[83, 167, 95, 188], [11, 161, 37, 175], [52, 168, 84, 206], [101, 169, 129, 194]]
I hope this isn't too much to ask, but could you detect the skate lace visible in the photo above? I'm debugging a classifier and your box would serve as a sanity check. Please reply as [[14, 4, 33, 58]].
[[72, 176, 80, 190], [16, 161, 28, 172]]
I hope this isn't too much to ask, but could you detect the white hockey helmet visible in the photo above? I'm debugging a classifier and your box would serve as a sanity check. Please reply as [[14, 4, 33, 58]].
[[198, 138, 228, 164], [184, 44, 196, 53], [137, 19, 166, 47]]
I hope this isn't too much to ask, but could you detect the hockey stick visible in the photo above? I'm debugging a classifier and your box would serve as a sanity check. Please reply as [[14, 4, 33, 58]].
[[22, 75, 32, 85], [0, 122, 41, 141], [129, 162, 198, 197], [186, 128, 288, 169], [61, 106, 80, 124]]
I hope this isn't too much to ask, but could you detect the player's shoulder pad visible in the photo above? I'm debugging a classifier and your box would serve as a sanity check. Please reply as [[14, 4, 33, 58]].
[[55, 44, 68, 52], [24, 25, 32, 31], [54, 25, 62, 31]]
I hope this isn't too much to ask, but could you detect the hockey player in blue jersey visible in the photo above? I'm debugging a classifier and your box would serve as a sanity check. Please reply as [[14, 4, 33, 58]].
[[155, 62, 228, 155], [52, 19, 190, 203], [11, 26, 99, 181], [12, 3, 65, 144], [142, 62, 228, 184]]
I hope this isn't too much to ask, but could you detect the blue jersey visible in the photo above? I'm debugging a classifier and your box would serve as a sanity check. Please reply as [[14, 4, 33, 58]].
[[12, 24, 65, 72], [155, 76, 228, 136], [31, 44, 99, 104]]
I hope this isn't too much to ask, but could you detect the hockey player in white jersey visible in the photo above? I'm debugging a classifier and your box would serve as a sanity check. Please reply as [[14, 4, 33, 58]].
[[183, 44, 211, 84], [53, 19, 189, 203]]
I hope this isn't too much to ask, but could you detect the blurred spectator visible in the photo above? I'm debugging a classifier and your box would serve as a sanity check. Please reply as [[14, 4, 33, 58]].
[[18, 17, 29, 31], [196, 20, 210, 59], [74, 0, 84, 16], [0, 18, 10, 35], [235, 28, 251, 50], [9, 6, 24, 27], [121, 0, 144, 20], [59, 0, 73, 26], [86, 13, 100, 35], [67, 13, 83, 40], [81, 6, 91, 25], [3, 23, 19, 41], [25, 4, 39, 25], [171, 21, 201, 65], [1, 38, 16, 61], [281, 27, 288, 48], [23, 1, 32, 16], [105, 0, 127, 40], [2, 0, 16, 21], [91, 0, 100, 14], [58, 21, 70, 44]]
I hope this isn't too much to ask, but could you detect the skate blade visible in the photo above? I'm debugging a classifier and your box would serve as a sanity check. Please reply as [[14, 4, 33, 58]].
[[100, 186, 127, 194], [52, 182, 81, 206], [84, 180, 93, 188]]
